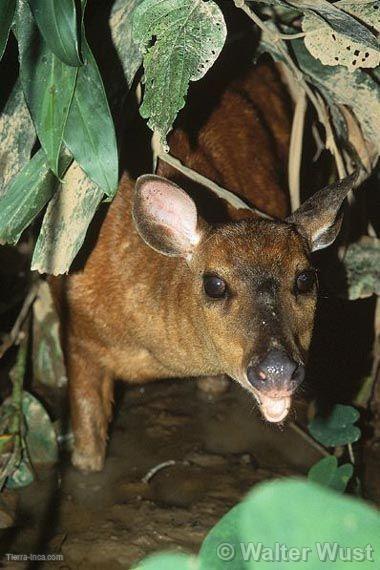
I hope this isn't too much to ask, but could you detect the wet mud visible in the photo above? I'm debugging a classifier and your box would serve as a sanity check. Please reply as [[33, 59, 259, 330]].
[[0, 380, 322, 569]]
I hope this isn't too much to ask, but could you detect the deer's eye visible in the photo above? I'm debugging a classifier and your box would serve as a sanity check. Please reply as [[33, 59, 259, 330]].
[[203, 274, 227, 299], [295, 270, 316, 294]]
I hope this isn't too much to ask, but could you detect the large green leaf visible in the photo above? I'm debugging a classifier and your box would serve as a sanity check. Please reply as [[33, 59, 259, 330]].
[[287, 0, 379, 50], [4, 391, 58, 489], [199, 505, 244, 569], [28, 0, 82, 67], [239, 479, 380, 569], [337, 0, 380, 32], [32, 161, 104, 274], [32, 282, 67, 386], [308, 405, 361, 447], [110, 0, 145, 89], [0, 149, 71, 245], [302, 9, 379, 72], [291, 37, 380, 154], [134, 553, 197, 570], [308, 456, 353, 492], [21, 391, 58, 465], [17, 0, 77, 175], [0, 81, 36, 194], [133, 0, 227, 149], [63, 38, 118, 197], [1, 390, 58, 489], [0, 0, 15, 60], [6, 454, 34, 489]]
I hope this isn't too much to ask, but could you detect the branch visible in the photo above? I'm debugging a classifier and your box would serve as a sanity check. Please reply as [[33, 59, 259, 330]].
[[288, 89, 307, 212], [276, 31, 306, 40], [233, 1, 305, 40], [157, 150, 273, 220], [142, 460, 176, 484], [289, 421, 330, 457]]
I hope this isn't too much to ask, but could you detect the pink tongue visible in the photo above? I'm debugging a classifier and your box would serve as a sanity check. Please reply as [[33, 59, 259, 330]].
[[259, 394, 291, 423]]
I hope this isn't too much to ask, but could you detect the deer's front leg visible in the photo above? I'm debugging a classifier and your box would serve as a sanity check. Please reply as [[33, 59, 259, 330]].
[[67, 341, 114, 472]]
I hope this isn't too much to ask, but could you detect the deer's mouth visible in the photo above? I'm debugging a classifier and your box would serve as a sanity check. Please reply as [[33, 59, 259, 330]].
[[252, 389, 292, 423]]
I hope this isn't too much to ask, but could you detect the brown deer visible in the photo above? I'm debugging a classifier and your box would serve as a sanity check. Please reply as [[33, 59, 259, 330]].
[[51, 62, 357, 472]]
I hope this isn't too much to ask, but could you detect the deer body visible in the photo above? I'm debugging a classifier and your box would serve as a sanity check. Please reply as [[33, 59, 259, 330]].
[[52, 63, 356, 472]]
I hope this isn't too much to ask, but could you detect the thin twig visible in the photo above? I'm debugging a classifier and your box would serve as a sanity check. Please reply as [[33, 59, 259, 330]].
[[311, 123, 325, 162], [152, 131, 161, 175], [142, 460, 176, 484], [277, 31, 306, 40], [289, 421, 330, 457], [158, 150, 273, 219], [288, 89, 307, 212], [234, 1, 305, 41], [347, 442, 355, 464], [0, 283, 39, 359]]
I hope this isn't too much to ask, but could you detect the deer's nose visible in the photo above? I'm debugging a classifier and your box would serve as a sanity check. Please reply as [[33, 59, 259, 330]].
[[247, 349, 305, 391]]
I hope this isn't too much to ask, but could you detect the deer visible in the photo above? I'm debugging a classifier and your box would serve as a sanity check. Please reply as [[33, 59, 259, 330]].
[[50, 60, 358, 473]]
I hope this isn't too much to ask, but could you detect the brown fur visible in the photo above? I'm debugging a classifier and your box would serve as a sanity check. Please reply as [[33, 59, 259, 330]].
[[157, 63, 291, 219]]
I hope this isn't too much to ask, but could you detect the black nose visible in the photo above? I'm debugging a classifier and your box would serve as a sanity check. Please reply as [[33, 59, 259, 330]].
[[247, 349, 305, 391]]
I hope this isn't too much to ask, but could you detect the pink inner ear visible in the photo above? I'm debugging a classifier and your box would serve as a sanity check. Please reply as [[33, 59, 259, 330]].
[[141, 179, 200, 250]]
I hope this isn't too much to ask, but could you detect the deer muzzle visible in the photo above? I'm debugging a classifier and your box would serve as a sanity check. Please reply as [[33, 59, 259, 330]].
[[246, 349, 305, 423]]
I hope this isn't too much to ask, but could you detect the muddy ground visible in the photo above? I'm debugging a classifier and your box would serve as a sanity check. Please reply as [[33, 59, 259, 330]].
[[0, 379, 322, 569]]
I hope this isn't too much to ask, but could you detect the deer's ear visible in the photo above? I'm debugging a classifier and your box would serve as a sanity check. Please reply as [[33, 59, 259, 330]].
[[133, 175, 204, 258], [286, 171, 359, 252]]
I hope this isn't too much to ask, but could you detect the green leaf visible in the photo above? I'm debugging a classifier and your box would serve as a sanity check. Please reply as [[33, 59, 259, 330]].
[[17, 0, 77, 174], [199, 504, 244, 569], [63, 38, 118, 197], [259, 27, 379, 155], [134, 553, 197, 570], [0, 81, 36, 193], [32, 282, 67, 386], [308, 404, 361, 447], [133, 0, 227, 149], [255, 0, 293, 6], [2, 391, 57, 489], [0, 149, 71, 245], [287, 0, 379, 50], [0, 0, 15, 60], [343, 237, 380, 300], [21, 392, 58, 465], [32, 161, 104, 274], [240, 478, 380, 569], [291, 37, 380, 155], [308, 456, 354, 492], [6, 455, 34, 489], [302, 11, 379, 71], [110, 0, 145, 88], [28, 0, 82, 66], [337, 0, 380, 33]]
